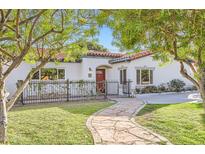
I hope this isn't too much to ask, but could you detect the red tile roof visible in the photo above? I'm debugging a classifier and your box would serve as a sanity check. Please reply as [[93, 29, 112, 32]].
[[36, 49, 152, 63], [109, 51, 152, 64], [124, 51, 152, 60], [87, 50, 125, 58]]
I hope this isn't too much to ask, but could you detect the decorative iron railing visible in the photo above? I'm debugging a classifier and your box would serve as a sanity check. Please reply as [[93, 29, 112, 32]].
[[17, 80, 123, 104]]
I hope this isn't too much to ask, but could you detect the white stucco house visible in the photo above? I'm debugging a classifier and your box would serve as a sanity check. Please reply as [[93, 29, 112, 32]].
[[5, 50, 193, 97]]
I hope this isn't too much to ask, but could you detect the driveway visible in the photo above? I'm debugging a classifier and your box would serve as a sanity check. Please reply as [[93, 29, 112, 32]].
[[136, 91, 201, 104]]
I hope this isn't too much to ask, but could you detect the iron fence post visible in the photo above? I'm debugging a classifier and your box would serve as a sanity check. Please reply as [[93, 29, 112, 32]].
[[128, 80, 131, 97], [117, 82, 119, 96], [104, 80, 108, 99], [66, 79, 69, 101]]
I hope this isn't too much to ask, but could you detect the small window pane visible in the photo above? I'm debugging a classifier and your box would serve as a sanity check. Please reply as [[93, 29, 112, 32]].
[[136, 70, 140, 84], [141, 70, 150, 84], [58, 69, 65, 79], [123, 69, 127, 83], [150, 70, 153, 84], [88, 73, 92, 78], [120, 70, 123, 84], [41, 68, 58, 80]]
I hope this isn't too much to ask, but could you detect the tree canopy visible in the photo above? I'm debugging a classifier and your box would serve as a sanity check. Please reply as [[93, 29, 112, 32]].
[[0, 9, 98, 143], [86, 41, 108, 51], [97, 9, 205, 106]]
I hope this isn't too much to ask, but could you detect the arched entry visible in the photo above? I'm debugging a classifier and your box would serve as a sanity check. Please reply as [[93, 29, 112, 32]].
[[96, 65, 112, 93]]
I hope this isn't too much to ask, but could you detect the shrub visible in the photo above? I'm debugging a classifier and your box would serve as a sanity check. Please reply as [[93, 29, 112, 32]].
[[141, 86, 158, 93], [184, 85, 198, 91], [191, 85, 198, 91], [157, 84, 168, 92], [135, 88, 141, 94], [168, 79, 186, 92]]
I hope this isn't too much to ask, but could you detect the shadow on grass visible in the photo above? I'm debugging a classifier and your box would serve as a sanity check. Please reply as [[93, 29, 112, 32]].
[[137, 104, 170, 116], [11, 100, 109, 113], [200, 113, 205, 126]]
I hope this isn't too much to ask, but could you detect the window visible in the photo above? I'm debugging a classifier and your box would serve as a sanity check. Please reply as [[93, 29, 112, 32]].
[[58, 69, 65, 79], [88, 73, 92, 78], [136, 69, 153, 85], [41, 68, 58, 80], [32, 68, 65, 80], [120, 69, 127, 84]]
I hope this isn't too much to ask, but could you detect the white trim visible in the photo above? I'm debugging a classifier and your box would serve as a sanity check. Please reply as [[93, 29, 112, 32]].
[[135, 66, 155, 70], [119, 69, 127, 84]]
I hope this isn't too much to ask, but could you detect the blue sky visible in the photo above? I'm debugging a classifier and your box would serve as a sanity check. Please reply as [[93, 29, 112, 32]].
[[98, 26, 120, 53]]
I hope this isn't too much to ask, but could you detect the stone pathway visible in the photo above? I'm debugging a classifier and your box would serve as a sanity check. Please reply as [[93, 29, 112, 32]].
[[86, 97, 171, 145]]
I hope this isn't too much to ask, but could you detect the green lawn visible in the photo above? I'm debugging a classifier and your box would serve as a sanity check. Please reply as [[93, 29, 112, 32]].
[[136, 102, 205, 145], [8, 101, 112, 145]]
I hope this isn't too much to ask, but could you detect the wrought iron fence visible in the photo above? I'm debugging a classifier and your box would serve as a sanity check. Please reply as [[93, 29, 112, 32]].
[[17, 80, 121, 104], [122, 80, 132, 97]]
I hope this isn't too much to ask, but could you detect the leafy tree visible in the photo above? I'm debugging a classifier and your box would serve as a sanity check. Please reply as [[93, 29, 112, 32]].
[[0, 9, 96, 143], [98, 10, 205, 108], [86, 41, 108, 51]]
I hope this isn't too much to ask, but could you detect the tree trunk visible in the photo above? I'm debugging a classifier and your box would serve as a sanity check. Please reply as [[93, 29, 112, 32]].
[[6, 60, 48, 111], [0, 58, 7, 144], [199, 69, 205, 110], [0, 81, 7, 144]]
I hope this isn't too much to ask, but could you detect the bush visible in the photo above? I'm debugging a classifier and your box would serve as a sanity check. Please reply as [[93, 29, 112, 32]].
[[157, 84, 168, 92], [184, 85, 198, 91], [168, 79, 186, 92], [135, 88, 141, 94], [191, 85, 198, 91], [141, 86, 158, 93]]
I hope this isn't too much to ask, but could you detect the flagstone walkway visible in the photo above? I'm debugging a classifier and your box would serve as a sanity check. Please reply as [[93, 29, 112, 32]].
[[86, 97, 171, 145]]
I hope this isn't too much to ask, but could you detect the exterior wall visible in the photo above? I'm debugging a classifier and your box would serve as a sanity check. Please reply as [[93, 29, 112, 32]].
[[80, 56, 112, 81], [109, 55, 193, 90], [5, 55, 194, 98], [5, 61, 82, 97]]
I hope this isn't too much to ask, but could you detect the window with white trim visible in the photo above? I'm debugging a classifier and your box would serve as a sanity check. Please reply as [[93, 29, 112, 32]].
[[136, 69, 153, 85], [32, 68, 65, 80], [120, 69, 127, 84]]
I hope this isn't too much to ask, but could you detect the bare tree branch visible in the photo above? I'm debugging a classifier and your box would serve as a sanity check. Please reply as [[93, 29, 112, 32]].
[[6, 59, 49, 111], [15, 10, 22, 51], [18, 10, 47, 25], [2, 10, 49, 81], [0, 47, 14, 59], [27, 10, 46, 45], [179, 61, 199, 89], [0, 10, 12, 30], [31, 10, 64, 45], [0, 37, 17, 42], [0, 9, 4, 23], [31, 28, 54, 45]]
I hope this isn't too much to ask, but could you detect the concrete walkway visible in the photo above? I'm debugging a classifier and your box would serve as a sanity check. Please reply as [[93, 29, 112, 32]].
[[137, 91, 201, 104], [86, 97, 171, 145]]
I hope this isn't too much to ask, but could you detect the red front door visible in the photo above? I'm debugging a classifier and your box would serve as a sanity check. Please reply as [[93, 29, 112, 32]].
[[96, 69, 105, 93]]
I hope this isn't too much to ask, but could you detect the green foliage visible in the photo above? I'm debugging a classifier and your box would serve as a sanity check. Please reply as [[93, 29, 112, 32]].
[[99, 10, 205, 73], [86, 41, 108, 51], [168, 79, 186, 92], [141, 86, 158, 93], [1, 10, 98, 64]]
